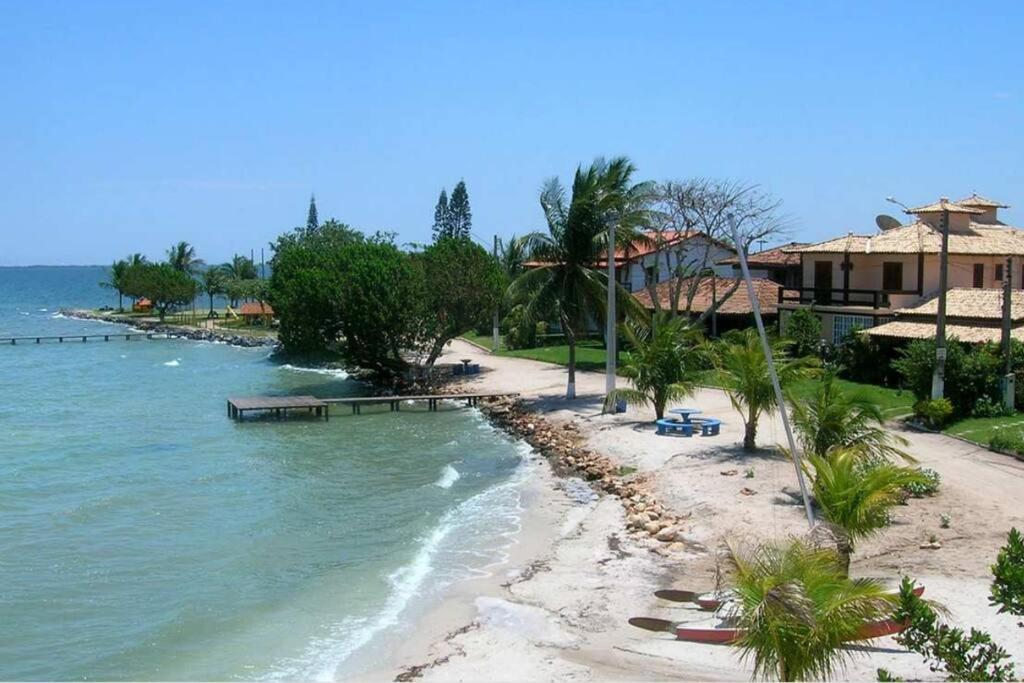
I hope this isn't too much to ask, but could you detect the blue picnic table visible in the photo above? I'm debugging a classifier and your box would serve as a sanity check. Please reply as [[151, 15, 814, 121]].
[[668, 408, 702, 423]]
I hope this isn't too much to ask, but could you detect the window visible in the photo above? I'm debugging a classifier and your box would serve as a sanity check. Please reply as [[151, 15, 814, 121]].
[[645, 265, 657, 285], [974, 264, 985, 288], [833, 315, 875, 345], [996, 264, 1004, 281], [882, 262, 903, 291]]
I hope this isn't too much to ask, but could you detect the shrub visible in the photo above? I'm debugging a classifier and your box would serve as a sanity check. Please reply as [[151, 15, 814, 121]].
[[503, 304, 537, 350], [904, 467, 941, 497], [913, 398, 953, 429], [990, 429, 1024, 455], [784, 308, 822, 358], [894, 339, 1003, 418], [974, 396, 1014, 418], [990, 527, 1024, 626]]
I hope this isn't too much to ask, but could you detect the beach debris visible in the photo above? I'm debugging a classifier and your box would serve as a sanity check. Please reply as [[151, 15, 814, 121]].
[[720, 469, 738, 476], [740, 487, 757, 496]]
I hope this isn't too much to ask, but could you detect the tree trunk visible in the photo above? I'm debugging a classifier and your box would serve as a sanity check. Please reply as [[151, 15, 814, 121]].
[[743, 406, 758, 450], [118, 291, 124, 312], [208, 294, 215, 316], [566, 331, 577, 399]]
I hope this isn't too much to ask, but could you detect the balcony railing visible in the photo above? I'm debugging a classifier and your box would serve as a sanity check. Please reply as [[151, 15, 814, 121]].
[[777, 287, 916, 309]]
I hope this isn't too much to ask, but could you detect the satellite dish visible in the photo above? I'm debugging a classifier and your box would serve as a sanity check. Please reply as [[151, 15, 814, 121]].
[[875, 214, 901, 232]]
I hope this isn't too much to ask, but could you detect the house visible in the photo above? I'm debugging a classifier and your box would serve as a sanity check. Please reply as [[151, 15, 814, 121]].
[[132, 297, 152, 313], [778, 194, 1024, 343], [716, 242, 806, 288], [601, 230, 736, 292], [864, 288, 1024, 344], [632, 275, 782, 335], [239, 301, 274, 325]]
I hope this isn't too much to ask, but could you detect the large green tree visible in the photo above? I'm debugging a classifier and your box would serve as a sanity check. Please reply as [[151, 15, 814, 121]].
[[307, 194, 319, 230], [122, 263, 197, 321], [199, 267, 228, 316], [509, 156, 653, 398], [414, 237, 504, 366], [101, 253, 148, 310], [432, 189, 450, 240], [447, 180, 472, 239]]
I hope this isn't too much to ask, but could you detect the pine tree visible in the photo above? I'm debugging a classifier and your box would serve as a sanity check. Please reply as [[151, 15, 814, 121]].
[[432, 189, 450, 240], [448, 180, 472, 239], [307, 194, 319, 231]]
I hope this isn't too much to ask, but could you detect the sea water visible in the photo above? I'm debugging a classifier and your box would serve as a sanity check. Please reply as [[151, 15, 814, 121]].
[[0, 266, 530, 680]]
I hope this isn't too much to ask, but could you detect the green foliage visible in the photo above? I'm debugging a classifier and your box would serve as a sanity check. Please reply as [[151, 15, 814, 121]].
[[166, 241, 204, 274], [306, 194, 319, 230], [971, 396, 1013, 419], [894, 339, 1004, 418], [414, 238, 505, 365], [431, 189, 449, 240], [198, 267, 228, 314], [713, 329, 818, 450], [913, 398, 954, 429], [903, 467, 941, 497], [447, 180, 472, 238], [221, 254, 259, 282], [990, 527, 1024, 625], [122, 263, 198, 321], [785, 308, 822, 358], [989, 429, 1024, 455], [892, 576, 1016, 681], [791, 370, 911, 462], [727, 538, 897, 681], [503, 304, 538, 350], [509, 156, 653, 398], [806, 448, 927, 574], [99, 256, 145, 311], [608, 314, 704, 419]]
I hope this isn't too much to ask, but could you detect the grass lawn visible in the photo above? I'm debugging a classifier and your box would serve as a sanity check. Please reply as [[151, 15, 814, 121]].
[[943, 414, 1024, 446], [460, 332, 495, 350], [497, 340, 608, 373]]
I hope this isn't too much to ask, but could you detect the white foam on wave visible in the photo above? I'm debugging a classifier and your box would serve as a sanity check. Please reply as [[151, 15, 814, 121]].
[[38, 308, 47, 312], [433, 464, 461, 489], [267, 457, 534, 681], [19, 311, 30, 316], [163, 359, 181, 367], [278, 364, 349, 380]]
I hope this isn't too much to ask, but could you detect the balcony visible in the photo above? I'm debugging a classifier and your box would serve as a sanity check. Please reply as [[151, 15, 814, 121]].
[[778, 287, 918, 309]]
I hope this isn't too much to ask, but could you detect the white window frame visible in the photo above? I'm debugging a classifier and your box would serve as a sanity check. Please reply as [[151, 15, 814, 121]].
[[833, 314, 875, 344]]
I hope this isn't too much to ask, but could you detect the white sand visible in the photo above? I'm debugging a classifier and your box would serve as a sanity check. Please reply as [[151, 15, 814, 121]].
[[373, 340, 1024, 682]]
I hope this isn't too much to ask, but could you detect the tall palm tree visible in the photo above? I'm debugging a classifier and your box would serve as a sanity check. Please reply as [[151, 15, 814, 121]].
[[497, 234, 530, 280], [199, 268, 227, 317], [608, 313, 705, 419], [791, 371, 912, 463], [728, 537, 898, 681], [220, 254, 258, 281], [509, 157, 653, 398], [166, 241, 204, 274], [806, 447, 927, 575], [99, 259, 129, 311], [714, 329, 817, 451]]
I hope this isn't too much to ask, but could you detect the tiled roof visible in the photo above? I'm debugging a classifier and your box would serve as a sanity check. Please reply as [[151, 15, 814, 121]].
[[958, 193, 1009, 209], [717, 242, 805, 267], [896, 288, 1024, 322], [239, 302, 274, 316], [905, 200, 985, 215], [632, 275, 780, 315], [790, 222, 1024, 256], [863, 321, 1024, 344], [599, 230, 730, 265]]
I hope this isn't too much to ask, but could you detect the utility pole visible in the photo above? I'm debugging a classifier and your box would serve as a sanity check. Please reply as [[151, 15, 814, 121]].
[[730, 215, 815, 528], [1002, 256, 1015, 410], [932, 206, 950, 400], [493, 235, 501, 351], [605, 221, 617, 397]]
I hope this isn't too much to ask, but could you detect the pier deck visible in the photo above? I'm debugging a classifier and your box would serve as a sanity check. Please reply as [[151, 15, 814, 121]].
[[227, 395, 329, 421], [2, 332, 164, 345], [323, 392, 517, 414]]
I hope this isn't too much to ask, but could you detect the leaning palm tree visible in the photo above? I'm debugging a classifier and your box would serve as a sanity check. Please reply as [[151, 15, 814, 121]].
[[806, 447, 927, 575], [714, 329, 818, 451], [99, 258, 129, 311], [166, 241, 204, 274], [509, 157, 653, 398], [608, 313, 705, 419], [791, 371, 912, 463], [728, 537, 898, 681]]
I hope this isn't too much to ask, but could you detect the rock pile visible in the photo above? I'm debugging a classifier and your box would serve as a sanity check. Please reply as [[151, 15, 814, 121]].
[[62, 309, 278, 348], [476, 395, 687, 551]]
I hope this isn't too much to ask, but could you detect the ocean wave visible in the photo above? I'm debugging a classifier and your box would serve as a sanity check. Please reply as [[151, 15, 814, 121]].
[[267, 459, 534, 681], [163, 359, 181, 367], [278, 364, 349, 380], [433, 464, 461, 489]]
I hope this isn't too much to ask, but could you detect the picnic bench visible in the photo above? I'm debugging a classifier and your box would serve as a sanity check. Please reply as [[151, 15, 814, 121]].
[[656, 418, 694, 436]]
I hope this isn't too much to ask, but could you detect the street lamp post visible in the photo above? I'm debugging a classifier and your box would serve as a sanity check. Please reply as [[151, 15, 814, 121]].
[[606, 222, 617, 396], [493, 235, 501, 351]]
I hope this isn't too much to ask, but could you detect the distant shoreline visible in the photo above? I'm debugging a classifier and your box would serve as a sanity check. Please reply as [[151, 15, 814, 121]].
[[60, 308, 279, 348]]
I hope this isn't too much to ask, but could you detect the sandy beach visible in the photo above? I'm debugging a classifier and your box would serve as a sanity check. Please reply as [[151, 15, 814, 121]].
[[377, 339, 1024, 682]]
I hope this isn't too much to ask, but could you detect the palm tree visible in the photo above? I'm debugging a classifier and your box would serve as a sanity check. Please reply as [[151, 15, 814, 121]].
[[199, 268, 227, 317], [608, 314, 704, 419], [728, 537, 898, 681], [714, 329, 817, 451], [509, 157, 653, 398], [99, 258, 129, 311], [221, 254, 258, 281], [497, 234, 530, 279], [806, 447, 928, 575], [166, 241, 204, 274], [791, 371, 912, 463]]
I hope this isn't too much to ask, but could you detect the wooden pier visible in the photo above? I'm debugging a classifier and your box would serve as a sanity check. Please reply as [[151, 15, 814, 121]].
[[1, 332, 164, 345], [227, 395, 330, 421], [226, 392, 516, 420]]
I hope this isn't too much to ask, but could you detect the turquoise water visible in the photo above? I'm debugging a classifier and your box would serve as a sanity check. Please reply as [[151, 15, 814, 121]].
[[0, 267, 529, 680]]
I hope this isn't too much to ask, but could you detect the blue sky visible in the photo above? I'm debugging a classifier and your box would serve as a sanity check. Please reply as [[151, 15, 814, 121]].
[[1, 1, 1022, 265]]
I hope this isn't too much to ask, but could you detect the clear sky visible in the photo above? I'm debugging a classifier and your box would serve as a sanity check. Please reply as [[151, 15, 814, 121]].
[[2, 1, 1022, 266]]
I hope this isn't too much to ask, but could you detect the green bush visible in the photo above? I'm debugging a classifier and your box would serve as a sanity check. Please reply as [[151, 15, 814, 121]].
[[974, 396, 1014, 418], [913, 398, 953, 429], [895, 339, 1003, 418], [904, 467, 941, 497], [784, 308, 822, 358], [990, 429, 1024, 455], [503, 304, 537, 350]]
